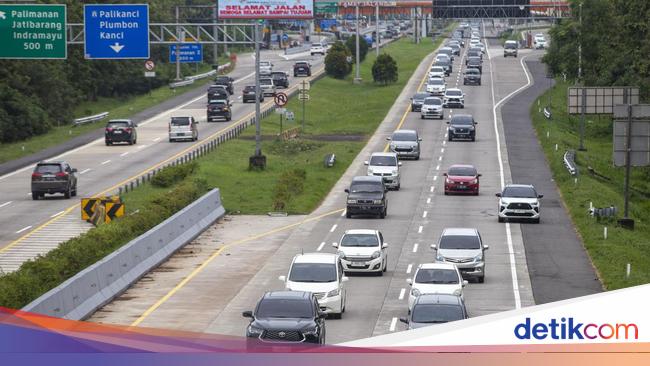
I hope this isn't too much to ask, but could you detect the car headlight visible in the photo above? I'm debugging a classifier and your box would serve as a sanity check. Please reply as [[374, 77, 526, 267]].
[[531, 201, 539, 206], [471, 179, 478, 184], [248, 325, 264, 336], [347, 199, 356, 204], [302, 328, 319, 336], [474, 253, 483, 262], [453, 289, 462, 296], [367, 168, 374, 174], [446, 178, 453, 184], [373, 199, 383, 204], [436, 253, 444, 261], [371, 251, 381, 259], [391, 170, 398, 176], [411, 288, 421, 297], [327, 288, 340, 297], [337, 250, 346, 260]]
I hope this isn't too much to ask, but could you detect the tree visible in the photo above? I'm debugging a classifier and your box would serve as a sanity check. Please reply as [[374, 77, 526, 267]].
[[372, 54, 398, 85], [325, 41, 352, 79], [345, 35, 368, 63]]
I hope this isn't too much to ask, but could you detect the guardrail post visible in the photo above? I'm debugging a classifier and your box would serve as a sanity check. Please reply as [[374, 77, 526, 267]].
[[119, 187, 122, 195], [130, 182, 134, 191]]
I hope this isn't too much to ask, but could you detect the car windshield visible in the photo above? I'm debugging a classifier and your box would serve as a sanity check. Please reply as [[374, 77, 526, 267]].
[[465, 69, 479, 75], [107, 121, 129, 128], [370, 156, 397, 166], [341, 234, 379, 247], [448, 166, 477, 176], [431, 67, 444, 72], [502, 186, 537, 198], [171, 117, 190, 126], [412, 304, 464, 323], [430, 79, 444, 85], [505, 43, 517, 49], [451, 116, 473, 125], [208, 100, 227, 105], [392, 132, 416, 141], [36, 164, 62, 174], [413, 93, 429, 100], [289, 263, 337, 283], [446, 90, 462, 96], [424, 98, 442, 106], [244, 86, 255, 91], [439, 235, 481, 250], [256, 299, 313, 319], [260, 79, 272, 85], [468, 59, 480, 65], [350, 183, 383, 193], [415, 269, 459, 284]]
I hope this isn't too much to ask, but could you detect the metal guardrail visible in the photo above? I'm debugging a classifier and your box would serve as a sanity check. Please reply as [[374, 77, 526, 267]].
[[169, 79, 194, 88], [543, 107, 552, 119], [185, 69, 217, 81], [589, 205, 617, 219], [285, 43, 312, 55], [73, 112, 109, 126], [563, 150, 578, 176]]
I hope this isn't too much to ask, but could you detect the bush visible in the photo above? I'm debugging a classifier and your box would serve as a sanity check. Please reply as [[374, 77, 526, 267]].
[[372, 53, 398, 85], [151, 161, 197, 187], [272, 169, 307, 211], [0, 178, 208, 309], [345, 35, 369, 63], [325, 43, 352, 79]]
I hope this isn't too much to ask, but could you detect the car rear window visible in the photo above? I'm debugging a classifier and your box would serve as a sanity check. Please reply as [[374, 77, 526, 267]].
[[341, 234, 379, 247], [439, 235, 481, 250], [289, 263, 337, 283], [430, 79, 444, 85], [171, 117, 191, 126], [369, 156, 397, 166], [257, 299, 313, 318], [411, 304, 464, 323], [35, 164, 62, 174], [107, 121, 129, 128], [296, 62, 309, 66], [448, 166, 477, 176], [260, 79, 272, 85], [244, 86, 255, 91], [414, 93, 429, 100], [415, 269, 459, 284]]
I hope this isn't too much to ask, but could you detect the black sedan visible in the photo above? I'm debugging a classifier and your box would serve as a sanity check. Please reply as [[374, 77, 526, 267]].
[[410, 92, 430, 112], [463, 68, 481, 86]]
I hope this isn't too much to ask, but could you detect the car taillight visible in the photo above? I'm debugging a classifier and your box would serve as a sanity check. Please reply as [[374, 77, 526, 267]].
[[31, 172, 42, 179], [56, 172, 68, 178], [125, 128, 132, 133], [106, 128, 113, 132]]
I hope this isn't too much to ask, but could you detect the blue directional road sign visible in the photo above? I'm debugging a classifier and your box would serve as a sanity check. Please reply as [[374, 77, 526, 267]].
[[169, 44, 203, 63], [84, 4, 149, 59]]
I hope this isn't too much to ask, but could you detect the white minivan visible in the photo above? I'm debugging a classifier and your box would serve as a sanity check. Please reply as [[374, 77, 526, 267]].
[[365, 152, 402, 190], [279, 253, 348, 318], [168, 116, 198, 142]]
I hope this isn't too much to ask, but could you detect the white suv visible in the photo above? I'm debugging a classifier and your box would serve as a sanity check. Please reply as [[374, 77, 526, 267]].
[[496, 184, 543, 223], [534, 34, 547, 49], [333, 229, 388, 275], [279, 253, 348, 318], [365, 152, 402, 190], [310, 44, 325, 56], [429, 66, 446, 79], [406, 263, 467, 312], [259, 60, 273, 75], [426, 77, 446, 95]]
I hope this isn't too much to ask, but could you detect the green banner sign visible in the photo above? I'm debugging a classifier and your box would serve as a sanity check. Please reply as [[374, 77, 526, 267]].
[[315, 2, 338, 14], [0, 4, 67, 59]]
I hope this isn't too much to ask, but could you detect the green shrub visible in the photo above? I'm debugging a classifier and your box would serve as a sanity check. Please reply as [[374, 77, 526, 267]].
[[272, 169, 307, 211], [325, 41, 352, 79], [151, 161, 197, 187], [345, 35, 369, 63], [372, 53, 398, 85]]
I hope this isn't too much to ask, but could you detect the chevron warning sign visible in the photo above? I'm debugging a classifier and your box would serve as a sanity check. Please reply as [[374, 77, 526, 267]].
[[81, 198, 100, 221], [104, 202, 125, 224]]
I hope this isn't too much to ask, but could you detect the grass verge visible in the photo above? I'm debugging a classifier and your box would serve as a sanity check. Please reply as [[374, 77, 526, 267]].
[[0, 31, 452, 308], [0, 58, 230, 165], [531, 80, 650, 290]]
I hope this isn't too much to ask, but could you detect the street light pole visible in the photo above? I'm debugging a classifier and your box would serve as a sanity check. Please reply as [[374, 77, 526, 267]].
[[254, 21, 261, 157], [354, 5, 361, 83], [375, 2, 380, 57], [175, 6, 181, 80], [212, 5, 218, 69], [577, 1, 586, 151]]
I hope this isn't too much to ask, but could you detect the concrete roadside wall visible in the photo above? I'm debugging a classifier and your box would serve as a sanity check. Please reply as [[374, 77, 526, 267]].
[[22, 188, 226, 320]]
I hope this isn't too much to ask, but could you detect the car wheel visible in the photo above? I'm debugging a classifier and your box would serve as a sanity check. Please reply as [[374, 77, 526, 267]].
[[32, 192, 39, 200], [498, 216, 505, 223], [448, 135, 453, 141], [105, 141, 111, 146], [439, 115, 444, 120], [380, 207, 386, 219], [478, 276, 485, 284], [128, 139, 134, 145], [420, 115, 424, 119], [532, 218, 540, 224], [346, 212, 352, 219], [415, 154, 420, 160], [396, 183, 400, 190], [169, 138, 173, 143], [72, 185, 77, 197], [471, 136, 476, 142], [64, 186, 71, 199]]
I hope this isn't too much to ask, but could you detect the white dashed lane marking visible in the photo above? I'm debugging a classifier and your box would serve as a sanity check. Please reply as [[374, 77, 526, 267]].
[[317, 242, 325, 251], [16, 225, 32, 234]]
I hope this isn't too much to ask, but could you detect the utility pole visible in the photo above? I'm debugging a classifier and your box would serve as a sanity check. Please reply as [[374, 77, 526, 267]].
[[175, 6, 181, 80], [375, 2, 380, 57], [212, 5, 218, 70], [354, 5, 362, 84], [250, 20, 266, 169], [578, 1, 586, 151]]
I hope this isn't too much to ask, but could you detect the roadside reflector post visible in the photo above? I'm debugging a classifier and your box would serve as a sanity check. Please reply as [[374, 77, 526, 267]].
[[626, 263, 631, 278], [604, 226, 607, 239]]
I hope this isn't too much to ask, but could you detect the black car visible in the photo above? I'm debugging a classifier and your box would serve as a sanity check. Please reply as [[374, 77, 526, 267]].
[[105, 119, 137, 146], [400, 294, 468, 330], [467, 57, 482, 73], [345, 176, 388, 219], [242, 85, 264, 103], [463, 68, 481, 85], [243, 291, 326, 346], [207, 99, 232, 121], [293, 61, 311, 77], [207, 86, 229, 101], [31, 161, 78, 200], [447, 114, 477, 141], [213, 76, 234, 95], [271, 71, 289, 89], [467, 49, 482, 61], [435, 60, 452, 76], [410, 92, 429, 112]]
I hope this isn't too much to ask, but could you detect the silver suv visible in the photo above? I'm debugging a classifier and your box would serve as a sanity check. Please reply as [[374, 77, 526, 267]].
[[387, 130, 421, 160], [431, 228, 489, 283], [496, 184, 543, 223], [365, 152, 401, 190]]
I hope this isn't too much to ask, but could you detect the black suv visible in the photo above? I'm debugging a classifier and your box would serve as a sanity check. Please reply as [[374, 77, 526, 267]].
[[466, 57, 482, 73], [293, 61, 311, 77], [243, 291, 326, 346], [435, 60, 452, 76], [447, 114, 477, 141], [345, 176, 388, 219], [463, 68, 481, 85], [242, 85, 264, 103], [213, 76, 234, 95], [105, 119, 137, 146], [207, 99, 232, 121], [207, 85, 229, 100], [271, 71, 289, 88], [31, 161, 78, 200]]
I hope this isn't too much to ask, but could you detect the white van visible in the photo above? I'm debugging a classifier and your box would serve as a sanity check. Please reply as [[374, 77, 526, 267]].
[[169, 116, 198, 142], [504, 40, 518, 57]]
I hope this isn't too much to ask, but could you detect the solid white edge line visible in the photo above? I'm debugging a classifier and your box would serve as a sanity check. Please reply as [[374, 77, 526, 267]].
[[398, 288, 406, 300], [389, 317, 398, 332], [317, 242, 325, 251], [487, 22, 532, 310], [50, 210, 65, 218], [0, 201, 12, 209], [16, 225, 32, 234]]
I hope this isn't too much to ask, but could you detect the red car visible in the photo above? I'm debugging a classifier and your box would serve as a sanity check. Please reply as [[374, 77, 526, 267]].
[[444, 164, 481, 195]]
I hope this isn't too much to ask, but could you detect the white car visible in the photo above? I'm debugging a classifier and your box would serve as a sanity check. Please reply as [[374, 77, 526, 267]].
[[443, 88, 465, 108], [365, 152, 401, 190], [426, 77, 446, 95], [429, 66, 446, 79], [435, 53, 451, 64], [310, 44, 325, 56], [421, 97, 444, 119], [259, 77, 276, 96], [497, 184, 543, 223], [333, 229, 388, 274], [534, 34, 547, 49], [469, 39, 480, 48], [259, 60, 273, 75], [279, 253, 348, 318], [476, 42, 486, 53], [407, 263, 467, 312]]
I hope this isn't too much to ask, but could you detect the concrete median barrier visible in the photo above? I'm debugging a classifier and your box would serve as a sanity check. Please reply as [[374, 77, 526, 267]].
[[23, 188, 226, 320]]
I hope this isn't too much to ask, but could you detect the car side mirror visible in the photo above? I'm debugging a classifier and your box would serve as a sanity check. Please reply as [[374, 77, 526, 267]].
[[344, 189, 349, 193], [495, 193, 502, 197], [474, 121, 478, 125], [477, 174, 482, 177], [364, 161, 369, 165], [342, 276, 349, 283], [443, 173, 448, 176], [406, 278, 413, 285], [462, 280, 469, 287], [71, 168, 78, 173], [399, 317, 409, 324], [483, 245, 490, 250], [386, 137, 392, 141], [430, 244, 437, 250], [398, 162, 402, 166], [382, 243, 388, 249], [242, 311, 254, 318], [332, 242, 339, 248], [538, 194, 544, 198], [384, 188, 388, 193], [134, 124, 138, 127], [278, 275, 286, 282]]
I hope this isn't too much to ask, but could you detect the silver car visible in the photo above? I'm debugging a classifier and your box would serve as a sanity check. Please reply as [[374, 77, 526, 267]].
[[259, 78, 276, 96], [421, 97, 444, 119], [431, 228, 489, 283], [387, 129, 421, 160]]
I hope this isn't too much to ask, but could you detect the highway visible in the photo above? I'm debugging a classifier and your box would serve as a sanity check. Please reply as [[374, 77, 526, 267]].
[[0, 46, 329, 272], [90, 24, 548, 343]]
